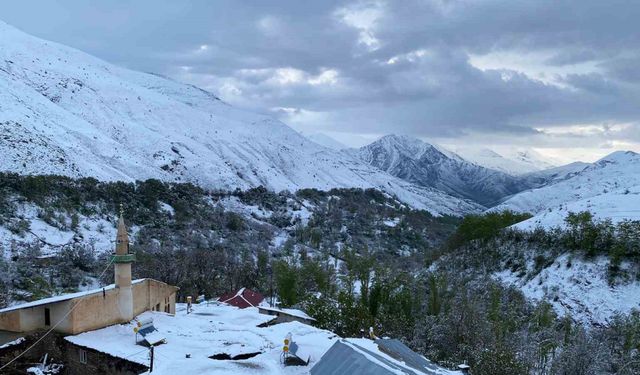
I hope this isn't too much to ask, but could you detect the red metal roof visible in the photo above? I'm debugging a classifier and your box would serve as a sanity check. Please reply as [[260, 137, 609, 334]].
[[218, 288, 264, 309]]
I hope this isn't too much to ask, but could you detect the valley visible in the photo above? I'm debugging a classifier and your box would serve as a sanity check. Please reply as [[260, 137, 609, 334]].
[[0, 14, 638, 375]]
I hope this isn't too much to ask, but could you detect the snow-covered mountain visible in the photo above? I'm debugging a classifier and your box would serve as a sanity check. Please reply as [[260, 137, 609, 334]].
[[355, 135, 534, 206], [492, 151, 640, 228], [505, 148, 558, 171], [303, 132, 348, 150], [453, 147, 553, 176], [521, 161, 590, 185], [0, 20, 481, 216]]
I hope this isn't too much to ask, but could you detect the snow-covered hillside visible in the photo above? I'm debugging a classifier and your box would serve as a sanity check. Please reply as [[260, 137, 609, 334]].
[[520, 161, 590, 186], [0, 20, 479, 216], [453, 147, 556, 176], [495, 253, 640, 326], [492, 151, 640, 227], [303, 133, 347, 150], [355, 135, 533, 206]]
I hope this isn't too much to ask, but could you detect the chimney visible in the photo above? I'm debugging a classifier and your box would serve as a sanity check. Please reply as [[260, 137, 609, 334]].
[[113, 206, 135, 322]]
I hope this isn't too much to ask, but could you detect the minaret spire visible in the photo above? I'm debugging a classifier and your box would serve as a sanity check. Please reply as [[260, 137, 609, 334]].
[[115, 205, 129, 256], [113, 205, 134, 322]]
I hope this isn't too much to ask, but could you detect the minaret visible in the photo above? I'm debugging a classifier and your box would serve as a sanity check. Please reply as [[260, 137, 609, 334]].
[[113, 205, 134, 322]]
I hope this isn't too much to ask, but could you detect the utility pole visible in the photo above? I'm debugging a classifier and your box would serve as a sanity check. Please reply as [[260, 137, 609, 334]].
[[149, 345, 154, 372]]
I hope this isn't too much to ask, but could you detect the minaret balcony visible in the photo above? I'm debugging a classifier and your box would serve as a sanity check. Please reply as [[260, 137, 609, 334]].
[[112, 253, 136, 263]]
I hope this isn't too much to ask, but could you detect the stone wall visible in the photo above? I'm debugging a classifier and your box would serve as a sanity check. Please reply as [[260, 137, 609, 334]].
[[63, 341, 148, 375], [0, 331, 65, 374], [0, 330, 147, 375]]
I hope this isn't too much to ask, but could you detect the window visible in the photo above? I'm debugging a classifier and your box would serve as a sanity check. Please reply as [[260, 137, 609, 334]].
[[44, 308, 51, 326], [79, 349, 87, 364], [156, 303, 160, 311]]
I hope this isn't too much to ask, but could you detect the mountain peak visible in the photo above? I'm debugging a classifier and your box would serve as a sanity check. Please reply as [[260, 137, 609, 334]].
[[594, 150, 639, 167], [358, 135, 532, 206], [373, 134, 438, 159]]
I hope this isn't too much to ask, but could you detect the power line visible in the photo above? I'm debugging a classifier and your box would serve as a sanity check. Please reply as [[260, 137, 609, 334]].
[[0, 257, 115, 371]]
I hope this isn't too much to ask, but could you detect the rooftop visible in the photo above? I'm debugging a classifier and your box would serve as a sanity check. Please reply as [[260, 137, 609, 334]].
[[311, 339, 460, 375], [0, 279, 148, 314], [64, 302, 459, 375], [65, 302, 337, 374], [258, 306, 316, 321]]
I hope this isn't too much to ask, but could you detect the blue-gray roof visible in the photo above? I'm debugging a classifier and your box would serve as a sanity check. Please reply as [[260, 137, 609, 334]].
[[310, 339, 457, 375], [375, 338, 446, 374]]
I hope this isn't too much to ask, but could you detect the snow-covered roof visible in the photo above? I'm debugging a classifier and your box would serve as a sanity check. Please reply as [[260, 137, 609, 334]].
[[218, 288, 264, 308], [0, 336, 25, 349], [64, 302, 458, 374], [258, 306, 316, 321], [65, 303, 340, 374], [0, 279, 147, 314]]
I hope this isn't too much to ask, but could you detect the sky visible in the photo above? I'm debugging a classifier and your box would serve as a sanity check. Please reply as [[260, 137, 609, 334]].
[[2, 0, 640, 163]]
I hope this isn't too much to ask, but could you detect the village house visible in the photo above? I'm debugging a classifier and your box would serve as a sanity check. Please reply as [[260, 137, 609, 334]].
[[218, 287, 264, 309], [258, 306, 316, 326]]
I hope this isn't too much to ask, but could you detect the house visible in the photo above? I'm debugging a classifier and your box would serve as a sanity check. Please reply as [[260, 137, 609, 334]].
[[310, 338, 462, 375], [258, 306, 316, 326], [218, 288, 264, 308], [0, 213, 178, 335]]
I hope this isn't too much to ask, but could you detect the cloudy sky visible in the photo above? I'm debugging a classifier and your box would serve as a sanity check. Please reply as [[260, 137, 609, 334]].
[[3, 0, 640, 163]]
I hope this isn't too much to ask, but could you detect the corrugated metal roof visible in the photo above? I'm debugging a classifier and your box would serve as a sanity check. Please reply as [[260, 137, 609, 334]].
[[218, 288, 264, 309], [375, 338, 445, 374], [311, 339, 458, 375], [310, 340, 396, 375]]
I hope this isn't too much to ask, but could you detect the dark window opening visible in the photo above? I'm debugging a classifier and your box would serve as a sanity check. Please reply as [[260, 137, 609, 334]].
[[44, 308, 51, 326], [156, 303, 160, 311]]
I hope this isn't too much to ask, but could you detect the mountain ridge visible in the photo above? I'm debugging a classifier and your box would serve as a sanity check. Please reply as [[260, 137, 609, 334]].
[[355, 134, 535, 206], [0, 20, 481, 216]]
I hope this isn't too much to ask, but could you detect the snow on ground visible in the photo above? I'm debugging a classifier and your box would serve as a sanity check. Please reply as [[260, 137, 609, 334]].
[[293, 200, 314, 226], [493, 151, 640, 228], [494, 253, 640, 326], [219, 197, 274, 221], [66, 303, 340, 374], [0, 206, 122, 257], [158, 202, 175, 216], [513, 185, 640, 230], [383, 218, 400, 227]]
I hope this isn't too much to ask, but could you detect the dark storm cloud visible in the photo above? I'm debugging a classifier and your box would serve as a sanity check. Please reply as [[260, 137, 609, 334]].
[[1, 0, 639, 146]]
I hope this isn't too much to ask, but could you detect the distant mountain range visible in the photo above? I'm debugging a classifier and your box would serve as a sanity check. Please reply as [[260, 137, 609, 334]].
[[1, 18, 638, 222]]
